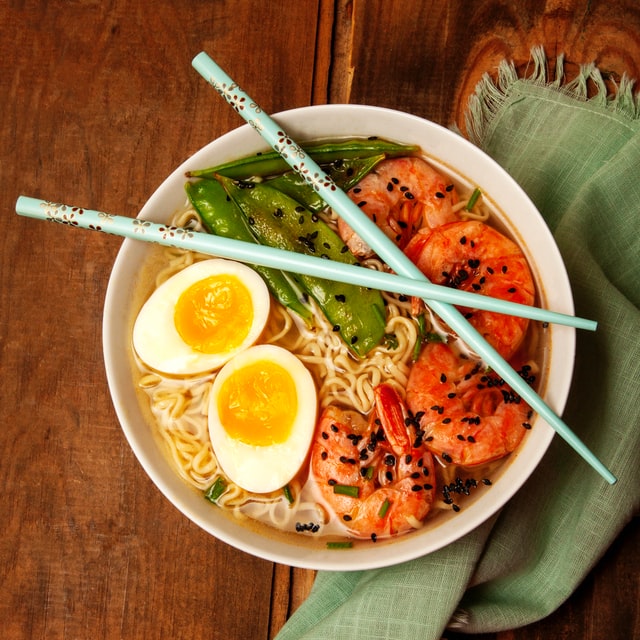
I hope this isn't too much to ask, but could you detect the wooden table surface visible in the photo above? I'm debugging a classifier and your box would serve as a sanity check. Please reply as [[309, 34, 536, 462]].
[[2, 1, 638, 638]]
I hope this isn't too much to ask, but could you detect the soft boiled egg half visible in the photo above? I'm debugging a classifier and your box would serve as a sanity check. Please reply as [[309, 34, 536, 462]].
[[132, 259, 270, 376], [208, 344, 318, 493]]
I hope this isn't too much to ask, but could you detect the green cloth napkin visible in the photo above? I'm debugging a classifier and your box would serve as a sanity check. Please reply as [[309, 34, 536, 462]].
[[277, 48, 640, 639]]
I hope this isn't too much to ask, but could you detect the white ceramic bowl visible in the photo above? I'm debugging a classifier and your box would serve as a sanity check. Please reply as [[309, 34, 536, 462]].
[[103, 104, 575, 570]]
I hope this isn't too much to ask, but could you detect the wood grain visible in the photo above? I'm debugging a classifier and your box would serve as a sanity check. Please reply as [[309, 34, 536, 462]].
[[1, 1, 638, 639]]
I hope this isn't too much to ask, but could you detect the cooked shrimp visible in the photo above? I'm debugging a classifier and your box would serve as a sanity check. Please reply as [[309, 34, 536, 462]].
[[338, 156, 460, 258], [404, 219, 535, 361], [310, 384, 436, 539], [406, 342, 534, 467]]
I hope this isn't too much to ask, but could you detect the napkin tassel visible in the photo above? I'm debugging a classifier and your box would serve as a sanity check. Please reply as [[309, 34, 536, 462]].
[[465, 45, 640, 147]]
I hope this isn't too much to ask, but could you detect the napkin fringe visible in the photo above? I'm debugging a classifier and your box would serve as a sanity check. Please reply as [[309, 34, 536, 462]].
[[465, 45, 640, 146]]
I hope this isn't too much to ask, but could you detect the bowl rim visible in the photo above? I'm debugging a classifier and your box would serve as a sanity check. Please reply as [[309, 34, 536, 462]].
[[103, 103, 575, 570]]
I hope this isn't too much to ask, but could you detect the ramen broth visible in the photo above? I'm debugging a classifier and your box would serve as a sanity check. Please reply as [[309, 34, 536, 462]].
[[131, 146, 548, 546]]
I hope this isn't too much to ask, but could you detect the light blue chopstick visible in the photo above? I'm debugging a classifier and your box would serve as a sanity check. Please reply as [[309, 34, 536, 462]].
[[15, 195, 595, 329], [192, 51, 616, 485]]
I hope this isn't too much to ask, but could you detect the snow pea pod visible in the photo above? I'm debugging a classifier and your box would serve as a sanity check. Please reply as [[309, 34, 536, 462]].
[[215, 174, 387, 357], [185, 179, 312, 322], [188, 138, 418, 180], [265, 154, 386, 213]]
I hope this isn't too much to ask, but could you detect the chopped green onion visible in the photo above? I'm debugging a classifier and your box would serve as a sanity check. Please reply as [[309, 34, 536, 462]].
[[283, 484, 294, 504], [465, 187, 482, 211], [204, 477, 226, 504], [326, 541, 353, 549], [364, 466, 374, 480], [412, 313, 427, 361], [333, 484, 360, 498], [384, 332, 399, 350], [378, 498, 391, 518]]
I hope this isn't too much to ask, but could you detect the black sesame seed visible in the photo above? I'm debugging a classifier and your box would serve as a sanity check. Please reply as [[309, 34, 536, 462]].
[[332, 325, 341, 332], [321, 432, 329, 440], [371, 533, 378, 542], [335, 293, 346, 302], [321, 451, 328, 460], [328, 479, 337, 486], [452, 504, 461, 512], [459, 236, 467, 245], [440, 373, 447, 383], [343, 514, 352, 521], [442, 452, 453, 463], [351, 336, 359, 345], [435, 191, 445, 199], [411, 485, 422, 492], [330, 423, 339, 432]]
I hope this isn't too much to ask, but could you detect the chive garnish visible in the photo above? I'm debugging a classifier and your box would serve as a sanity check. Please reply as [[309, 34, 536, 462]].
[[333, 484, 360, 498], [283, 484, 294, 504], [364, 466, 374, 480], [204, 477, 226, 504], [465, 187, 482, 211], [378, 498, 391, 518], [327, 541, 353, 549], [412, 313, 427, 361]]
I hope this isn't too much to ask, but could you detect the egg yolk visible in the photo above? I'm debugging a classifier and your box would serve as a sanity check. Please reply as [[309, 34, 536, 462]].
[[217, 360, 297, 446], [174, 275, 254, 354]]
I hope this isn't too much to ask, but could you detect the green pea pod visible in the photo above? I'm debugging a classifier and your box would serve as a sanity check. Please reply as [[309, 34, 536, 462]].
[[265, 154, 386, 213], [185, 179, 312, 322], [215, 175, 387, 357], [188, 138, 418, 180]]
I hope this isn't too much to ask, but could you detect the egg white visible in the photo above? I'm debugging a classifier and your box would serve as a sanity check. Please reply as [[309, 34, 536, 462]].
[[132, 259, 270, 376], [208, 344, 318, 493]]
